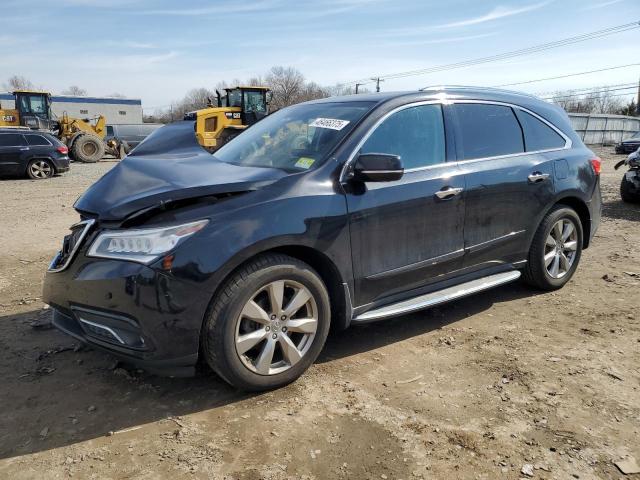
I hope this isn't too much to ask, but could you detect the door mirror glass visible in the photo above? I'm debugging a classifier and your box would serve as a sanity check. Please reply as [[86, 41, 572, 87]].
[[352, 153, 403, 182]]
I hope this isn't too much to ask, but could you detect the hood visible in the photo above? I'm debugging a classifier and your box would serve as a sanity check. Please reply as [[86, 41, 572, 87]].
[[74, 121, 287, 221]]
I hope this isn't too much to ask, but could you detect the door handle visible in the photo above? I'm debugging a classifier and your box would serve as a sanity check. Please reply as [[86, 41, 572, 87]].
[[435, 186, 464, 199], [19, 147, 30, 151], [528, 172, 550, 183]]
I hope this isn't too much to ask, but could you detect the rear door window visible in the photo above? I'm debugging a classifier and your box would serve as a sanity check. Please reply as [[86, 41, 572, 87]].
[[452, 103, 524, 160], [514, 109, 566, 151], [25, 134, 52, 146], [0, 134, 26, 147], [361, 104, 445, 169]]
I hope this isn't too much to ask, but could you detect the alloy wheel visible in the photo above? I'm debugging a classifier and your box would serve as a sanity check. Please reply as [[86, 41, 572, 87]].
[[544, 218, 578, 279], [29, 160, 53, 179], [235, 279, 318, 375]]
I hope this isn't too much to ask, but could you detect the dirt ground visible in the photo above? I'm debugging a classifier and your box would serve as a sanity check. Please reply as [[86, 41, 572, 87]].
[[0, 147, 638, 480]]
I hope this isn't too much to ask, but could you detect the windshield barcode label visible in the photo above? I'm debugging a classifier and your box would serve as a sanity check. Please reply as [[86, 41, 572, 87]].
[[309, 118, 350, 130]]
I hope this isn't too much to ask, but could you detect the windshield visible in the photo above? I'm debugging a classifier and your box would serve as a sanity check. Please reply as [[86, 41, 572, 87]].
[[244, 91, 266, 113], [213, 101, 374, 172], [632, 131, 640, 139], [19, 94, 48, 117]]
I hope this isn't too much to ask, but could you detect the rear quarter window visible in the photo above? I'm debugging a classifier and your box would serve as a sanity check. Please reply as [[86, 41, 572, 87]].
[[453, 103, 524, 160], [25, 134, 52, 146], [514, 109, 566, 151]]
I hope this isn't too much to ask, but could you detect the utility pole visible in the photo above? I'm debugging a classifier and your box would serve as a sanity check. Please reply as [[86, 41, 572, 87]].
[[637, 75, 640, 115], [371, 77, 384, 93], [355, 83, 364, 94]]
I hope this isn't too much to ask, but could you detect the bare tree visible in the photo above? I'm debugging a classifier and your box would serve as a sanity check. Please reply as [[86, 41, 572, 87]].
[[551, 86, 627, 114], [265, 66, 305, 110], [62, 85, 87, 96], [617, 99, 638, 117], [298, 81, 330, 102], [4, 75, 35, 91], [328, 84, 369, 96]]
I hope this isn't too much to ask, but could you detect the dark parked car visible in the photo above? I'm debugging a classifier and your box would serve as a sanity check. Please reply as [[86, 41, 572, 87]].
[[615, 131, 640, 154], [0, 128, 70, 179], [43, 87, 601, 390], [105, 123, 163, 150]]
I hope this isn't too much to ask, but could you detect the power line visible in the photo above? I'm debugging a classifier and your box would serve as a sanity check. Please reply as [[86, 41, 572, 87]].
[[545, 91, 638, 102], [541, 87, 639, 101], [338, 20, 640, 88], [534, 82, 638, 97], [492, 63, 640, 87]]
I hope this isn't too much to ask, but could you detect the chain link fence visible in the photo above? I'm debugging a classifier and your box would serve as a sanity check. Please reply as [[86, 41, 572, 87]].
[[568, 113, 640, 145]]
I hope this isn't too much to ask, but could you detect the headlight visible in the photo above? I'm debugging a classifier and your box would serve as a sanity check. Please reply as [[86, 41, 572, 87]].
[[87, 219, 209, 264]]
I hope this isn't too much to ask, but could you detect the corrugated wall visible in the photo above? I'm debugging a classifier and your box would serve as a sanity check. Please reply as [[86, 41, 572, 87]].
[[0, 93, 143, 125], [569, 113, 640, 145]]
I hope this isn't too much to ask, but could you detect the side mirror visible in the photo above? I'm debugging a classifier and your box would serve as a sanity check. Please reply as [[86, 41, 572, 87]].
[[352, 153, 404, 182]]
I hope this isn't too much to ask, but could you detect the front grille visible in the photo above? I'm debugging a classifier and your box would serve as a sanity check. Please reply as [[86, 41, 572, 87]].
[[48, 219, 95, 272]]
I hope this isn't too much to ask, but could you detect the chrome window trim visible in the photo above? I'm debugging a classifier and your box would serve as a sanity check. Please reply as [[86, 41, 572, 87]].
[[340, 98, 572, 181], [450, 100, 572, 164], [48, 219, 95, 273], [340, 100, 444, 182]]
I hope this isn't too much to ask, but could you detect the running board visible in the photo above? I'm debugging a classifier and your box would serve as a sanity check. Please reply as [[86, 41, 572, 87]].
[[352, 270, 521, 323]]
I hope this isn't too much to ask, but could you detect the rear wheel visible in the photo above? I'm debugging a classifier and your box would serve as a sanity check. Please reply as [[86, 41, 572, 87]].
[[202, 254, 331, 391], [26, 159, 54, 179], [523, 206, 583, 290], [71, 135, 105, 163]]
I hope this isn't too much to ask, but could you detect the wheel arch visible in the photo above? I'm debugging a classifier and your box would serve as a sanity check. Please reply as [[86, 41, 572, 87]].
[[200, 243, 351, 340], [553, 196, 591, 248]]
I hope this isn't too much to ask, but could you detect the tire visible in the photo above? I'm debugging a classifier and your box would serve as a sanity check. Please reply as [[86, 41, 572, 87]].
[[71, 135, 105, 163], [620, 175, 640, 203], [202, 253, 331, 391], [26, 159, 54, 179], [215, 129, 240, 151], [522, 205, 583, 291]]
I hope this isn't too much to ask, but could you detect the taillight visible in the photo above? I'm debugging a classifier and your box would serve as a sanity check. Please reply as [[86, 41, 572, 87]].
[[590, 157, 601, 176], [57, 146, 68, 155]]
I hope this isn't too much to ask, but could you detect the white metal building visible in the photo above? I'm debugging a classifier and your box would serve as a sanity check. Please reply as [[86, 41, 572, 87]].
[[0, 93, 143, 125]]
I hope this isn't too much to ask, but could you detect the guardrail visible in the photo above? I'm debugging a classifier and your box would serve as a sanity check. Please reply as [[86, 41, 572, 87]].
[[568, 113, 640, 145]]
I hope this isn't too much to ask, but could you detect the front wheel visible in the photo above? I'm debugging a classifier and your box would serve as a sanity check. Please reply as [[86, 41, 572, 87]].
[[523, 206, 583, 290], [202, 254, 331, 391], [71, 135, 105, 163]]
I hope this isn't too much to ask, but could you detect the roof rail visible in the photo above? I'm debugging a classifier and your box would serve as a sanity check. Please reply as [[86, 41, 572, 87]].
[[419, 85, 540, 100]]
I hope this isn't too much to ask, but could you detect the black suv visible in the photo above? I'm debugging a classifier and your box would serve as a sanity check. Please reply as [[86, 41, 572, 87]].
[[615, 131, 640, 154], [0, 129, 70, 179], [43, 87, 601, 390]]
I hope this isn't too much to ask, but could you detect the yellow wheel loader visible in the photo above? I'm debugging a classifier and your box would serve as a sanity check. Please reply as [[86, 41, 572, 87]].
[[0, 90, 123, 162], [184, 86, 270, 152]]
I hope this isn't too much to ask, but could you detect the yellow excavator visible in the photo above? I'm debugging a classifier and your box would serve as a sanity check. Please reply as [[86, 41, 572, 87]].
[[184, 86, 270, 152], [0, 90, 123, 162]]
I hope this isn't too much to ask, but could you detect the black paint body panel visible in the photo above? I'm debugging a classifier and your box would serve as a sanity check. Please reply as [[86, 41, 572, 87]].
[[43, 87, 601, 373]]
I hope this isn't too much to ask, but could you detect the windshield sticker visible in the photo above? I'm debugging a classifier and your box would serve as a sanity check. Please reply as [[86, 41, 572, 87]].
[[309, 118, 350, 131], [295, 157, 315, 169]]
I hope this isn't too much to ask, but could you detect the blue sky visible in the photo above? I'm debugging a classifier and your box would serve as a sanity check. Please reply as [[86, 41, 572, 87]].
[[3, 0, 639, 113]]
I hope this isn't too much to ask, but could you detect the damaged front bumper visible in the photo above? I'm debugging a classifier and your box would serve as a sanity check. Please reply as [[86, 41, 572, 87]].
[[43, 246, 212, 377]]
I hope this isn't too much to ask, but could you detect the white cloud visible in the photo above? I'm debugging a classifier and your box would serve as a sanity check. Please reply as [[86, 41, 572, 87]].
[[435, 1, 553, 29], [583, 0, 625, 9]]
